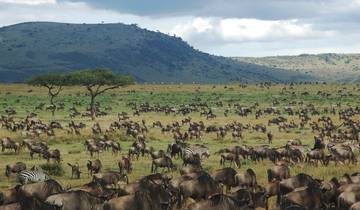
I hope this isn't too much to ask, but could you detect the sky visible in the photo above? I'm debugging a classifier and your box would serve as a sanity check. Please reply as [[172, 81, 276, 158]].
[[0, 0, 359, 57]]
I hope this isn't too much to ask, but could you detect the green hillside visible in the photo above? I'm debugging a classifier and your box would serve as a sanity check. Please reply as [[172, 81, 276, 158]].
[[235, 54, 360, 82], [0, 22, 313, 83]]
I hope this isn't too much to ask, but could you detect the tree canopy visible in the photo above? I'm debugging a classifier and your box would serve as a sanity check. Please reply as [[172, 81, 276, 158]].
[[64, 69, 134, 87], [28, 72, 67, 87]]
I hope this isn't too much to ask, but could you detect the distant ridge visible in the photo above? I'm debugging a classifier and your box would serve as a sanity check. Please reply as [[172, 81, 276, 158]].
[[0, 22, 314, 83], [234, 53, 360, 82]]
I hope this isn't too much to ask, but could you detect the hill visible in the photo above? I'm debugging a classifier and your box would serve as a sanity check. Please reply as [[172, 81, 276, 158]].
[[234, 54, 360, 82], [0, 22, 313, 83]]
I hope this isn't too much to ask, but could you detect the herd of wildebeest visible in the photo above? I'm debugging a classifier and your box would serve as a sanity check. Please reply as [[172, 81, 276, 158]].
[[1, 84, 360, 210]]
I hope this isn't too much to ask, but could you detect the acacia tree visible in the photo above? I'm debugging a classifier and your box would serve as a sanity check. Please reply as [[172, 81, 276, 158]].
[[65, 69, 134, 120], [28, 73, 66, 116]]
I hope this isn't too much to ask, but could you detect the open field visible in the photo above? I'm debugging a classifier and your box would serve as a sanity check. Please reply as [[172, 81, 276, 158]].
[[1, 83, 360, 209]]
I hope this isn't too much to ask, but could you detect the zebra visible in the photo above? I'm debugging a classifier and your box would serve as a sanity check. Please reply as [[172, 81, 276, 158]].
[[181, 147, 203, 167], [184, 144, 210, 158], [17, 168, 51, 185]]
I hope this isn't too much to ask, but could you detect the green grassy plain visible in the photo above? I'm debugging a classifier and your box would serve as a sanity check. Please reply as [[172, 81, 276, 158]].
[[0, 83, 360, 209]]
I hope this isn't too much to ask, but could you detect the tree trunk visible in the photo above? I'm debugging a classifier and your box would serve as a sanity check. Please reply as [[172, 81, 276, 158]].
[[90, 94, 96, 120], [50, 95, 55, 116]]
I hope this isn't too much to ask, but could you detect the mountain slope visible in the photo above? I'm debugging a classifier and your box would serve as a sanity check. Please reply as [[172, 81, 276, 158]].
[[234, 54, 360, 82], [0, 22, 314, 83]]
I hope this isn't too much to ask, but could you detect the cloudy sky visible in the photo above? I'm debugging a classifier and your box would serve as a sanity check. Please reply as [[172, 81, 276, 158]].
[[0, 0, 359, 56]]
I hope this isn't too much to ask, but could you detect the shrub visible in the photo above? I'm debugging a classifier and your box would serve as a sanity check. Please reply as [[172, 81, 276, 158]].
[[40, 163, 65, 176]]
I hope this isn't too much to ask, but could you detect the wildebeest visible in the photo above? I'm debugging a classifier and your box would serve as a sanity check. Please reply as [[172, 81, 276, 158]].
[[93, 171, 129, 188], [337, 189, 360, 209], [1, 137, 20, 154], [42, 149, 61, 163], [212, 167, 237, 192], [5, 162, 26, 178], [179, 165, 202, 176], [16, 179, 64, 202], [187, 193, 251, 210], [87, 159, 102, 176], [102, 175, 174, 210], [118, 156, 132, 174], [267, 165, 291, 182], [280, 185, 324, 210], [177, 172, 221, 208], [305, 149, 325, 166], [220, 153, 241, 168], [151, 156, 176, 173], [67, 162, 81, 179], [235, 169, 258, 190], [167, 143, 182, 159], [45, 190, 103, 210], [279, 173, 320, 197]]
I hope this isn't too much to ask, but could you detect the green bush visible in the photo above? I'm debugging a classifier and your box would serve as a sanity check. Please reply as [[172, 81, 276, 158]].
[[40, 163, 65, 176]]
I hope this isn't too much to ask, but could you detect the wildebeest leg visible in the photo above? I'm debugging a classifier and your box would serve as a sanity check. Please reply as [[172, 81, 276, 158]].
[[234, 161, 238, 168]]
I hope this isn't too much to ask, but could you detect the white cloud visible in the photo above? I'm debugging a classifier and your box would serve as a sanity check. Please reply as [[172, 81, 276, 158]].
[[171, 17, 334, 44], [0, 0, 56, 5], [0, 0, 358, 56]]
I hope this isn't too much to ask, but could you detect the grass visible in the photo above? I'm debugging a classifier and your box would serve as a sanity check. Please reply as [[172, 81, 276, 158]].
[[0, 83, 360, 209]]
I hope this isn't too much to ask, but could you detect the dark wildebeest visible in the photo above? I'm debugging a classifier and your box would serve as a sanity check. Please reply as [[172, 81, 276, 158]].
[[280, 185, 324, 210], [167, 143, 182, 159], [267, 132, 273, 144], [230, 188, 268, 210], [187, 194, 251, 210], [182, 153, 202, 167], [102, 175, 174, 210], [28, 145, 45, 159], [265, 180, 280, 200], [351, 202, 360, 210], [93, 172, 129, 188], [212, 167, 237, 192], [67, 163, 81, 179], [267, 165, 291, 183], [19, 196, 61, 210], [110, 142, 121, 155], [179, 165, 202, 176], [278, 173, 321, 207], [330, 147, 357, 165], [0, 188, 18, 205], [87, 144, 102, 158], [339, 173, 360, 185], [5, 162, 26, 178], [128, 146, 140, 160], [337, 190, 360, 210], [220, 153, 241, 168], [45, 190, 104, 210], [0, 202, 21, 210], [68, 181, 104, 197], [151, 156, 176, 173], [1, 137, 20, 154], [305, 149, 326, 166], [118, 156, 132, 174], [87, 159, 102, 177], [17, 179, 64, 201], [150, 149, 166, 160], [177, 172, 221, 208], [42, 149, 61, 163], [235, 169, 258, 190]]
